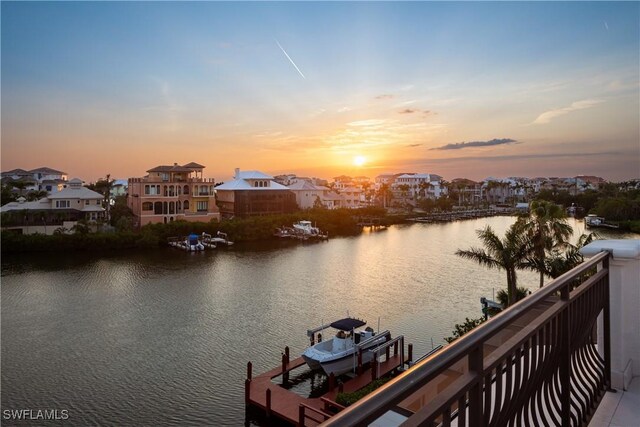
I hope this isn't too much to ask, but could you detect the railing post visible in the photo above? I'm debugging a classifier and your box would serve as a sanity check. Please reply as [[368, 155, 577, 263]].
[[560, 285, 571, 426], [468, 344, 484, 427], [603, 253, 613, 391], [298, 404, 305, 427]]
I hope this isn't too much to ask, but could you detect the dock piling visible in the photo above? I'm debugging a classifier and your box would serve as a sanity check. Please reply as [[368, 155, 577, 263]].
[[328, 372, 336, 392], [282, 353, 289, 384], [394, 341, 398, 356], [266, 388, 272, 418], [371, 356, 378, 381], [245, 378, 251, 404], [247, 361, 252, 381], [285, 346, 290, 363], [408, 343, 413, 363]]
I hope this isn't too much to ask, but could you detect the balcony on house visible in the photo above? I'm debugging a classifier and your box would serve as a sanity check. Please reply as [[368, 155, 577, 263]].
[[318, 240, 639, 427]]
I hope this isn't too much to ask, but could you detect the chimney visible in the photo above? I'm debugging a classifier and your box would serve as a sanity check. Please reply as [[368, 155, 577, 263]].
[[174, 163, 178, 166], [234, 168, 240, 180]]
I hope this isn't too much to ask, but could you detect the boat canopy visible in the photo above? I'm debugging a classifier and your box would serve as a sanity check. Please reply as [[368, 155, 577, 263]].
[[330, 318, 366, 331]]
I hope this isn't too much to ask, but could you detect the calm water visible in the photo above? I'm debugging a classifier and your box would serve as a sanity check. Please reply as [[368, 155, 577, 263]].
[[1, 217, 635, 426]]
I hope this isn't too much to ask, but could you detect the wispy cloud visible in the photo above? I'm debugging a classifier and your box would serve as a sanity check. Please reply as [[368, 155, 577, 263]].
[[407, 143, 422, 147], [532, 99, 602, 124], [348, 119, 386, 127], [431, 138, 517, 151], [399, 108, 433, 116], [375, 94, 394, 100], [275, 39, 306, 79]]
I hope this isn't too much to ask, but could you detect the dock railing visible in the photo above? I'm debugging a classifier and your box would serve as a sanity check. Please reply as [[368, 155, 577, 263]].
[[321, 250, 611, 427]]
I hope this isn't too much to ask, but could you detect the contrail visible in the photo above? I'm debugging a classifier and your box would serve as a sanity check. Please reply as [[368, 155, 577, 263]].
[[275, 39, 306, 79]]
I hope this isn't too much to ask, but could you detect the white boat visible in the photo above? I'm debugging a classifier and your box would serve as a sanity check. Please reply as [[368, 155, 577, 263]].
[[302, 317, 389, 376], [585, 214, 619, 229], [292, 220, 328, 240]]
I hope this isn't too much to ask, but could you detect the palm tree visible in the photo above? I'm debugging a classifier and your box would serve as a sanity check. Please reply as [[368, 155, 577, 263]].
[[456, 224, 530, 306], [517, 200, 573, 287], [544, 232, 598, 279]]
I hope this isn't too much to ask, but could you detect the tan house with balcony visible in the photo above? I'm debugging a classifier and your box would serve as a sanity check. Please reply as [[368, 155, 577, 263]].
[[127, 162, 220, 226]]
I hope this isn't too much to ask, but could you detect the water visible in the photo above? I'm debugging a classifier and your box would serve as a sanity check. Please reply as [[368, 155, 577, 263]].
[[1, 217, 635, 425]]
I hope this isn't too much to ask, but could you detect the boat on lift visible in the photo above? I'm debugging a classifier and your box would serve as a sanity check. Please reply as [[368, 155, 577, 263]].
[[302, 317, 389, 376], [585, 214, 619, 229]]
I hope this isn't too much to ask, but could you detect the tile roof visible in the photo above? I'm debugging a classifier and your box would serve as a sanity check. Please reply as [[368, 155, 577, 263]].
[[29, 167, 66, 174]]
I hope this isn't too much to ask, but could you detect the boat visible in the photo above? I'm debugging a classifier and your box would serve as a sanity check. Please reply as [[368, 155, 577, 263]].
[[585, 214, 619, 229], [292, 220, 328, 240], [302, 317, 390, 376], [209, 231, 234, 246], [168, 234, 205, 251]]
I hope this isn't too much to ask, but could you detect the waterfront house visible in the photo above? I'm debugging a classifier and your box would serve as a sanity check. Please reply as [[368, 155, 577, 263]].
[[287, 180, 327, 210], [215, 168, 297, 218], [0, 178, 104, 234], [127, 162, 220, 227], [1, 166, 69, 195]]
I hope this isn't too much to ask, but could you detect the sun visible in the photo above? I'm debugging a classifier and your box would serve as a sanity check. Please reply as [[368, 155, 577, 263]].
[[353, 155, 366, 167]]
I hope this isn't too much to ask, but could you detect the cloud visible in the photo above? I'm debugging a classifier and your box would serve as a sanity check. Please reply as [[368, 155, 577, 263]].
[[407, 143, 422, 147], [347, 119, 386, 127], [533, 99, 603, 124], [431, 138, 517, 151], [399, 108, 433, 116], [375, 94, 394, 100]]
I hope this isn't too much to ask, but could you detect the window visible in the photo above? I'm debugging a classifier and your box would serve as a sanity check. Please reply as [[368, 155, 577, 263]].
[[183, 200, 189, 210], [183, 185, 189, 195], [196, 201, 208, 212], [56, 200, 70, 208], [144, 185, 150, 195], [142, 202, 153, 211]]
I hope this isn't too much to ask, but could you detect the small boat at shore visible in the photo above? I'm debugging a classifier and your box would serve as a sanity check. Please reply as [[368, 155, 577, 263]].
[[585, 214, 619, 229], [302, 317, 389, 376], [168, 234, 205, 251], [275, 220, 328, 240]]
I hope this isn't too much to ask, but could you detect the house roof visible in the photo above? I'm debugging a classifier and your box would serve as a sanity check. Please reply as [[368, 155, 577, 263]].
[[237, 170, 274, 180], [216, 178, 289, 191], [288, 181, 323, 191], [397, 173, 431, 179], [147, 165, 196, 173], [0, 198, 51, 212], [182, 162, 206, 169], [2, 168, 30, 175], [48, 185, 104, 200], [29, 167, 66, 175]]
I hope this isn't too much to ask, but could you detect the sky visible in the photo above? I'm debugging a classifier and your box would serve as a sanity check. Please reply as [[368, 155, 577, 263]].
[[2, 1, 639, 183]]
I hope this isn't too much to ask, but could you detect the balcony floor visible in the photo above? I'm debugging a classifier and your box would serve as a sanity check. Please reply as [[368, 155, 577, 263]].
[[591, 377, 640, 426]]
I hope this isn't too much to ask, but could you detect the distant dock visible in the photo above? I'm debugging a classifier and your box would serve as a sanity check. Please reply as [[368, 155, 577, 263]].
[[408, 208, 515, 223]]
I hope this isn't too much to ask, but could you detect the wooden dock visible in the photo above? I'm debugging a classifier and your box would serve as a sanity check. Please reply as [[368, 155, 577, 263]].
[[246, 344, 412, 426]]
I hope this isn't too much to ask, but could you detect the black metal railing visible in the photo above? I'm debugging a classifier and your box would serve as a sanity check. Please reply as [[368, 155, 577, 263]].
[[321, 250, 611, 427]]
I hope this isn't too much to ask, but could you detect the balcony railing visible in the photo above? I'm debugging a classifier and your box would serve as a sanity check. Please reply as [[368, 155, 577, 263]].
[[322, 250, 611, 427]]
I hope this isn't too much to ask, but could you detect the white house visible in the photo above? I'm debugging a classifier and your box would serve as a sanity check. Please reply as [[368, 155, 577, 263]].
[[0, 178, 105, 234], [287, 180, 326, 210]]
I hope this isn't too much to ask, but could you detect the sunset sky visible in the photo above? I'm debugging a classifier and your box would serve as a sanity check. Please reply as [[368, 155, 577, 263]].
[[2, 2, 639, 183]]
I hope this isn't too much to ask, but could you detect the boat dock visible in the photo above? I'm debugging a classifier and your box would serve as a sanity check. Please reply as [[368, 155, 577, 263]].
[[356, 217, 387, 229], [409, 208, 514, 223], [246, 340, 413, 426], [168, 231, 234, 251]]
